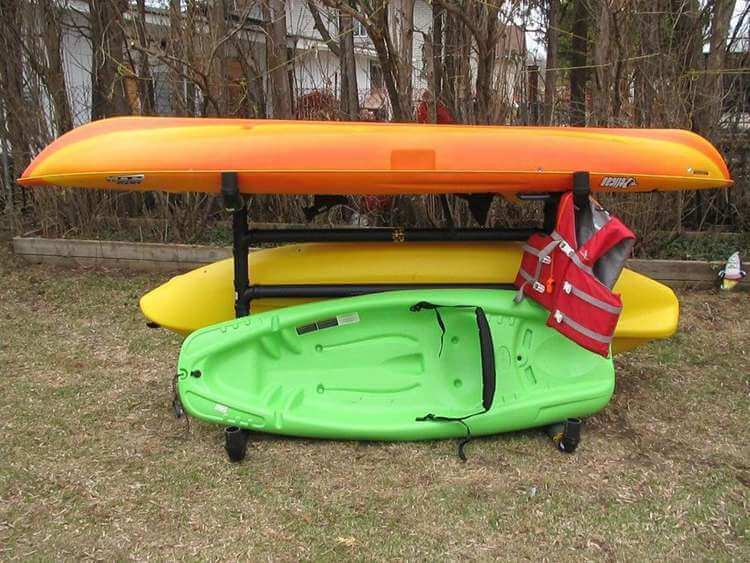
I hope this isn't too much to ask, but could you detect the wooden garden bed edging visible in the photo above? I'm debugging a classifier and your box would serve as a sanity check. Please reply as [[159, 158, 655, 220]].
[[11, 237, 232, 273], [11, 236, 748, 289]]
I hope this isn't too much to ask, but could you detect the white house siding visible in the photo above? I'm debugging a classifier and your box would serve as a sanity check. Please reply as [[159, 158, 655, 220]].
[[287, 0, 380, 100], [287, 0, 319, 39], [292, 46, 338, 93], [47, 0, 523, 125], [61, 11, 93, 127], [411, 0, 432, 95], [290, 44, 381, 99]]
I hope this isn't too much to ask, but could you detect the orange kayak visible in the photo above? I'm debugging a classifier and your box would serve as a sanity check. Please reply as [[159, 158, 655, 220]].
[[20, 117, 732, 194]]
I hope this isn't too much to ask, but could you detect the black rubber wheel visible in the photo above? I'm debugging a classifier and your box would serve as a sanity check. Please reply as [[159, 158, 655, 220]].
[[546, 418, 582, 453], [225, 426, 250, 462]]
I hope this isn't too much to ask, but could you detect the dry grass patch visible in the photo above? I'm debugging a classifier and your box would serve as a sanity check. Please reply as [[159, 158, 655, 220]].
[[1, 244, 748, 560]]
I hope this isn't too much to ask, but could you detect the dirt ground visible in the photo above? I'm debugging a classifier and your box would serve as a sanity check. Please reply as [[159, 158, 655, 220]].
[[1, 244, 748, 560]]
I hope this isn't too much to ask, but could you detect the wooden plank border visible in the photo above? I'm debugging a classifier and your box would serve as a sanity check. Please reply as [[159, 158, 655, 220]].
[[627, 259, 717, 282], [11, 236, 749, 289], [627, 259, 748, 290], [12, 237, 232, 273]]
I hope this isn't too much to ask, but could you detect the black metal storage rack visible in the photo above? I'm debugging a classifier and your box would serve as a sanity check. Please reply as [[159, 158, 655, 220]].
[[219, 171, 591, 319]]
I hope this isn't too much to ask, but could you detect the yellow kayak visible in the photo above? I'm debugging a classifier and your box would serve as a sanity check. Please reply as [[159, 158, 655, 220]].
[[140, 242, 678, 355]]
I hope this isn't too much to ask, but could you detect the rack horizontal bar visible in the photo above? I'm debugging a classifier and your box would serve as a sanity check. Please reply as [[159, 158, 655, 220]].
[[238, 282, 516, 306], [242, 227, 538, 244]]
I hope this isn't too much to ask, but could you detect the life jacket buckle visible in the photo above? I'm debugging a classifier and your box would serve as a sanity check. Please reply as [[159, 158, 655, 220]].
[[533, 281, 546, 293], [558, 240, 574, 257]]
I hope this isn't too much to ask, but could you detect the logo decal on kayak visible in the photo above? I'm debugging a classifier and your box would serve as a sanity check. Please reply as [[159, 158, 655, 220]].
[[106, 174, 144, 185], [336, 313, 360, 326], [296, 312, 360, 335], [600, 176, 636, 189]]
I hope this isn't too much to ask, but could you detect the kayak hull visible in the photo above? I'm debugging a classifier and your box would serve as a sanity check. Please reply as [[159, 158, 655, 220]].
[[140, 242, 679, 355], [177, 290, 615, 441], [20, 117, 732, 194]]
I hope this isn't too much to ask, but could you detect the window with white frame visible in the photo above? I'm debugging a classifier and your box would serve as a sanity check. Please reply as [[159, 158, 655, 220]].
[[353, 19, 367, 38]]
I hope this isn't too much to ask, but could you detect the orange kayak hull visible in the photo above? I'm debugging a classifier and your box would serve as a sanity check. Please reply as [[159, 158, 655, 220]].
[[20, 117, 732, 194]]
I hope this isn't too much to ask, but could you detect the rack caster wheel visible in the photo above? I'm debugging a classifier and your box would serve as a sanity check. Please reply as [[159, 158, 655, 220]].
[[546, 418, 582, 453], [225, 426, 250, 462]]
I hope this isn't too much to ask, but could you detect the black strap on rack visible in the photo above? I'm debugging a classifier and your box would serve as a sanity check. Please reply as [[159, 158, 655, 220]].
[[440, 194, 496, 227], [538, 172, 591, 233], [542, 193, 561, 234], [457, 194, 495, 226], [221, 171, 243, 211], [303, 195, 349, 220], [573, 170, 591, 209], [410, 302, 496, 461]]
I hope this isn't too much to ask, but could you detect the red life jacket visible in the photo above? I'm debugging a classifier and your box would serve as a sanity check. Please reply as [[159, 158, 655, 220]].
[[514, 192, 635, 356], [514, 192, 578, 309]]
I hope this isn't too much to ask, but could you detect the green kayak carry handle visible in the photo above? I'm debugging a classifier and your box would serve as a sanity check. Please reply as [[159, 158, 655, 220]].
[[474, 307, 496, 412]]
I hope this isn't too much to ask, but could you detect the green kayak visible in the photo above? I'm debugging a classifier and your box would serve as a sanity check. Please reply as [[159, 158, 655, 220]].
[[176, 289, 615, 443]]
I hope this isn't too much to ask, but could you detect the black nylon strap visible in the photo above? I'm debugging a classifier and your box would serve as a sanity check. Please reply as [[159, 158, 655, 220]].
[[415, 413, 483, 462], [573, 171, 591, 209], [411, 302, 496, 412], [410, 301, 497, 460], [410, 301, 450, 355], [303, 195, 349, 220]]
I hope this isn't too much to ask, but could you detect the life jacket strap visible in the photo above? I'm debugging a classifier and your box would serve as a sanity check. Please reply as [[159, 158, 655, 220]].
[[517, 269, 547, 294], [562, 281, 622, 315], [552, 310, 613, 344], [521, 244, 553, 264], [515, 237, 561, 303], [557, 239, 594, 275]]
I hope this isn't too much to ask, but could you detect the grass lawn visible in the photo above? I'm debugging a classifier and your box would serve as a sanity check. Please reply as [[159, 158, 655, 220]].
[[1, 243, 748, 560]]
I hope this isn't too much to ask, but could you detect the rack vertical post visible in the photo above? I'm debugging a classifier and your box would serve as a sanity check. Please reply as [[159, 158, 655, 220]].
[[221, 172, 250, 318]]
